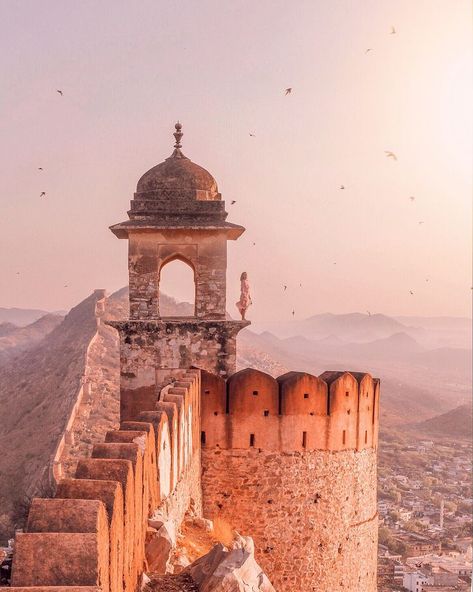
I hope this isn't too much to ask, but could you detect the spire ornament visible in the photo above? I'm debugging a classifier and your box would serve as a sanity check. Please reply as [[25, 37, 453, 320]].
[[170, 121, 186, 159], [173, 121, 183, 149]]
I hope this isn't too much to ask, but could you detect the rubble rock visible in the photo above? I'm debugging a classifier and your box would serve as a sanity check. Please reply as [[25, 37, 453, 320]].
[[146, 520, 176, 574], [185, 533, 275, 592]]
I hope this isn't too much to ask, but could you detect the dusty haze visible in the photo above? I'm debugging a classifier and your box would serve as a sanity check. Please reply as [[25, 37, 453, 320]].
[[0, 0, 471, 321]]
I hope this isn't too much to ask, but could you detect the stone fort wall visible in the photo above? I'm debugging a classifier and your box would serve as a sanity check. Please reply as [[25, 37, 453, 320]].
[[9, 369, 202, 592], [200, 368, 379, 592]]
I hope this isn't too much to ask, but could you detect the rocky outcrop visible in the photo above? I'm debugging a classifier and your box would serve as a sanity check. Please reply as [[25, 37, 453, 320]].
[[184, 535, 275, 592]]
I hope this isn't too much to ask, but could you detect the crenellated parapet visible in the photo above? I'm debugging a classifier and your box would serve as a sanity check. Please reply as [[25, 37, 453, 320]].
[[200, 368, 380, 452], [9, 369, 202, 592]]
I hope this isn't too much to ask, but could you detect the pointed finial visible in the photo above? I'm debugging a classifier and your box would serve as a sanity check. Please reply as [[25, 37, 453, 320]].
[[173, 121, 183, 149]]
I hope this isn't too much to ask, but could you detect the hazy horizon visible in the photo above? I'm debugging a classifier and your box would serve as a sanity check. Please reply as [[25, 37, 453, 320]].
[[1, 0, 471, 322]]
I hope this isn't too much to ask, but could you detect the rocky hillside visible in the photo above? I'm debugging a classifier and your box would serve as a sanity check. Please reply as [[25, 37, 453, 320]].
[[0, 313, 63, 361], [413, 403, 473, 440], [0, 291, 104, 541]]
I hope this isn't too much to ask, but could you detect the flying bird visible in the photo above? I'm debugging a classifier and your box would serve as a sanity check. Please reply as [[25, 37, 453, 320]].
[[365, 48, 373, 54], [409, 290, 414, 295], [249, 132, 256, 137], [292, 310, 295, 317], [299, 283, 302, 288], [231, 200, 236, 205], [40, 191, 46, 197], [38, 167, 43, 171], [283, 285, 287, 291], [390, 26, 396, 34], [285, 87, 292, 95], [385, 151, 397, 160], [333, 262, 337, 265], [418, 221, 424, 225], [409, 196, 415, 202], [56, 89, 63, 96], [252, 242, 256, 246], [64, 284, 68, 288], [340, 185, 345, 190]]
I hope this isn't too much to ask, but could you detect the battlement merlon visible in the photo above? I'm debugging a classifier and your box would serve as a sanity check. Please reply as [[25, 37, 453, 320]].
[[200, 367, 380, 452]]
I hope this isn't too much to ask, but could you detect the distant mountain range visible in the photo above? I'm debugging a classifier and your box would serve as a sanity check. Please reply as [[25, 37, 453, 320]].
[[0, 307, 67, 327], [251, 312, 471, 349]]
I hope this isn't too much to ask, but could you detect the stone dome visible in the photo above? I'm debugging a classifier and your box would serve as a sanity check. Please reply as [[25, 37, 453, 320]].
[[136, 122, 219, 201]]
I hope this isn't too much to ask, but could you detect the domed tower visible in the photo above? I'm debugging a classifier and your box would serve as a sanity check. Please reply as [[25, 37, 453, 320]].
[[109, 123, 249, 421]]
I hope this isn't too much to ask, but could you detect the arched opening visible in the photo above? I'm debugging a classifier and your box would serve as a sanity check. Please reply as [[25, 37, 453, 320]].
[[159, 257, 196, 317]]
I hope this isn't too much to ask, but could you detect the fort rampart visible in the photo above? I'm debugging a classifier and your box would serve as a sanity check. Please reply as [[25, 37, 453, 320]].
[[10, 369, 202, 592], [200, 368, 379, 591]]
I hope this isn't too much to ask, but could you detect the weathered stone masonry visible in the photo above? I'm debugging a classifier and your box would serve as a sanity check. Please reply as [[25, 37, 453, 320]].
[[200, 368, 379, 592]]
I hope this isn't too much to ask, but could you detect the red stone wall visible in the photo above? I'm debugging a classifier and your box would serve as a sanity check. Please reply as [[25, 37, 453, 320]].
[[200, 368, 379, 452], [200, 368, 380, 592], [10, 369, 202, 592]]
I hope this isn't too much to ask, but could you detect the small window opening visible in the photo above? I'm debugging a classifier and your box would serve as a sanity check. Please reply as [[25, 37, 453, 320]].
[[304, 393, 309, 399], [249, 434, 255, 447], [364, 430, 368, 444], [214, 411, 218, 416], [342, 430, 346, 445], [347, 409, 351, 415], [345, 391, 349, 397], [302, 431, 307, 448], [201, 431, 206, 445], [252, 390, 258, 396], [204, 389, 210, 395], [263, 410, 269, 417]]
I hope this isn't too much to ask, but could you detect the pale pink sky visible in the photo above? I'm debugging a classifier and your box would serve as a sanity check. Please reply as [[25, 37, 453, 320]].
[[0, 0, 471, 321]]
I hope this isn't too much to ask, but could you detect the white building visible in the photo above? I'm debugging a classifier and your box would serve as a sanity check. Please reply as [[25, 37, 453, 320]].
[[403, 571, 429, 592]]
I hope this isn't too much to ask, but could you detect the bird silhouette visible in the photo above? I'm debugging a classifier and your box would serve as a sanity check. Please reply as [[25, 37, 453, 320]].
[[252, 242, 256, 246], [409, 196, 415, 202], [285, 88, 292, 95], [283, 285, 287, 291], [38, 167, 43, 171], [365, 48, 373, 54], [64, 284, 68, 288], [340, 185, 345, 190], [40, 192, 46, 197], [409, 290, 414, 295], [385, 151, 397, 160], [418, 221, 424, 225], [390, 26, 396, 34], [299, 283, 302, 288], [292, 310, 295, 317], [231, 200, 236, 205], [56, 89, 63, 96], [333, 262, 337, 265], [249, 132, 256, 137]]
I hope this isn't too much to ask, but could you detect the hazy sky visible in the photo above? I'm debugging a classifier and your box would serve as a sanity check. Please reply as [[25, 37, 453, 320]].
[[1, 0, 471, 321]]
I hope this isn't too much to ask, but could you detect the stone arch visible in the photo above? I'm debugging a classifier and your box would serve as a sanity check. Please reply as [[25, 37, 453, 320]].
[[158, 255, 196, 317]]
